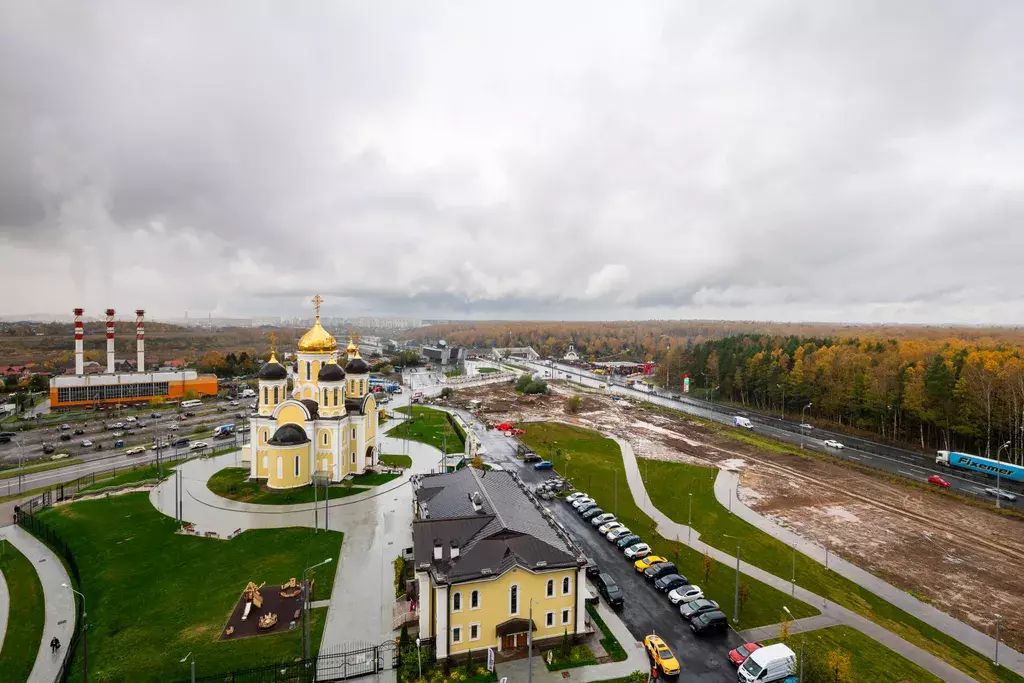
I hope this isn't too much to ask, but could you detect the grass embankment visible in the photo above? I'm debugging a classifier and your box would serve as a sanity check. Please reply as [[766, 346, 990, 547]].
[[389, 406, 465, 453], [380, 453, 413, 469], [37, 493, 341, 683], [765, 625, 943, 683], [0, 458, 84, 480], [207, 467, 400, 505], [623, 424, 1024, 683], [0, 541, 45, 683], [521, 423, 819, 630], [477, 367, 499, 374], [77, 462, 168, 493], [585, 603, 627, 662]]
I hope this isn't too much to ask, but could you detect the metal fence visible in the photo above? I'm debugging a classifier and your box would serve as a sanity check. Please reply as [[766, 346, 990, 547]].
[[181, 640, 398, 683], [14, 506, 83, 683]]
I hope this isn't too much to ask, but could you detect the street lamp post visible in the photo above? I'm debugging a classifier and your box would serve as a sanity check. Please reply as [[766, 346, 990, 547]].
[[687, 493, 692, 545], [527, 598, 538, 683], [777, 383, 786, 419], [302, 558, 333, 661], [415, 637, 423, 679], [62, 583, 87, 683], [800, 403, 813, 449], [996, 441, 1011, 509], [995, 614, 1002, 666], [725, 535, 741, 624], [180, 652, 196, 683]]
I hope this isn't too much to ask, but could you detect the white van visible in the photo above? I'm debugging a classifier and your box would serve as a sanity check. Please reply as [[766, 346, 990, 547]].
[[737, 643, 795, 683], [733, 416, 753, 429]]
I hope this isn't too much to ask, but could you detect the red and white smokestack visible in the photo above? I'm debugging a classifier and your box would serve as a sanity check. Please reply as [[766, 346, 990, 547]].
[[74, 308, 84, 375], [136, 309, 145, 371], [106, 308, 116, 374]]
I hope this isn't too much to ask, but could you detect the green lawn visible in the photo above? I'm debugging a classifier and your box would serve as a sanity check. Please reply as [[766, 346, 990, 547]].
[[544, 643, 597, 671], [0, 458, 84, 480], [586, 603, 627, 661], [380, 453, 413, 469], [520, 423, 819, 630], [638, 455, 1023, 683], [765, 625, 943, 683], [37, 493, 341, 683], [444, 370, 463, 378], [0, 541, 45, 683], [77, 462, 167, 493], [207, 467, 399, 505], [477, 367, 499, 374], [389, 406, 465, 453]]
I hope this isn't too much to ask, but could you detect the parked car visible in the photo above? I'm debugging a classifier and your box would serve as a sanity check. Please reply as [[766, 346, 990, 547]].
[[73, 428, 85, 435], [230, 400, 239, 406], [60, 423, 70, 430], [728, 642, 761, 667], [42, 444, 55, 454], [125, 429, 136, 435], [617, 535, 643, 551], [623, 542, 651, 559], [606, 527, 633, 542], [679, 598, 720, 620], [566, 492, 588, 503], [654, 574, 688, 592], [927, 474, 950, 488], [594, 573, 624, 609], [151, 412, 162, 418], [585, 557, 600, 580], [184, 411, 197, 417], [572, 497, 595, 509], [643, 635, 680, 677], [576, 501, 597, 514], [643, 562, 678, 581], [689, 609, 729, 636], [533, 460, 553, 470], [59, 433, 71, 441], [581, 507, 605, 521], [171, 437, 190, 448], [591, 513, 616, 527], [522, 452, 542, 463], [190, 441, 209, 450], [598, 520, 624, 534], [81, 439, 93, 447], [634, 555, 667, 573], [823, 439, 844, 449], [136, 421, 148, 428], [668, 585, 703, 605]]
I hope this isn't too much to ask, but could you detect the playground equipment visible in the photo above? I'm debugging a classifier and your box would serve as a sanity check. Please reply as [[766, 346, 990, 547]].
[[258, 612, 278, 630], [280, 578, 302, 599], [241, 581, 265, 621]]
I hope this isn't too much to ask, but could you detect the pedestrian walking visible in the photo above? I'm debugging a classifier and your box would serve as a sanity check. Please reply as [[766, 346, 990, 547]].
[[50, 636, 61, 654]]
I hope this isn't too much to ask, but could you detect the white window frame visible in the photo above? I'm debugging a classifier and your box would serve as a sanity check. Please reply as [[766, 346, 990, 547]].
[[545, 611, 555, 628], [562, 576, 572, 596], [546, 579, 554, 598], [276, 457, 283, 479], [261, 455, 268, 471], [452, 591, 462, 612], [469, 622, 480, 641], [451, 626, 462, 644], [509, 584, 520, 616], [470, 590, 480, 610], [561, 608, 571, 625]]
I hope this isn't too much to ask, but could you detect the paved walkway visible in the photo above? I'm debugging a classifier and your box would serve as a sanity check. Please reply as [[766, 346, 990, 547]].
[[714, 467, 1023, 673], [495, 597, 649, 682], [611, 436, 981, 683], [737, 614, 841, 642], [0, 555, 8, 654], [3, 524, 75, 683]]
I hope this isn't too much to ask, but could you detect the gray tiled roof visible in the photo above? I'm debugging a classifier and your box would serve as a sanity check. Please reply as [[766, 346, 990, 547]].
[[412, 468, 582, 584]]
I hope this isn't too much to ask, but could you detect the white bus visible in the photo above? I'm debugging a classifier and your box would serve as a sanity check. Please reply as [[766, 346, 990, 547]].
[[181, 399, 204, 409]]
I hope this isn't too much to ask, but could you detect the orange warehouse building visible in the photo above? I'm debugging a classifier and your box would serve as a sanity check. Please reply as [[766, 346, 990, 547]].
[[49, 370, 219, 410]]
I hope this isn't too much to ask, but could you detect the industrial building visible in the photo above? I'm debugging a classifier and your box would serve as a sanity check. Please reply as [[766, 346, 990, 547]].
[[48, 308, 218, 410]]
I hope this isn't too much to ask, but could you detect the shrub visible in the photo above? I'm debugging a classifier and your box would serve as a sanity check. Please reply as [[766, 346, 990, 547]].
[[515, 374, 533, 392], [440, 387, 454, 398], [524, 380, 547, 395], [565, 395, 582, 414]]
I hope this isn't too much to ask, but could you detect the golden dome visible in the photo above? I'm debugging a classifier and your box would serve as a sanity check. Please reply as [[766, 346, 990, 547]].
[[297, 318, 337, 353], [346, 336, 358, 354]]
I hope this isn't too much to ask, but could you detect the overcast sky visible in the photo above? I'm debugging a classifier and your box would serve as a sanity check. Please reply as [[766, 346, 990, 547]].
[[1, 1, 1023, 323]]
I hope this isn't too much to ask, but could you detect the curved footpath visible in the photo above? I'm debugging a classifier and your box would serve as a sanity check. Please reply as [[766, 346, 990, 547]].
[[0, 566, 8, 653], [613, 435, 993, 683], [714, 468, 1024, 675], [2, 525, 75, 683]]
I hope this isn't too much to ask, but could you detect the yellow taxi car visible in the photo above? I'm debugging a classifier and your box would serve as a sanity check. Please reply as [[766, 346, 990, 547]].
[[644, 634, 680, 676], [634, 555, 668, 573]]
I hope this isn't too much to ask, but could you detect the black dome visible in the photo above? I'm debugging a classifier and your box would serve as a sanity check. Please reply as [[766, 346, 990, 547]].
[[258, 360, 288, 380], [268, 424, 309, 446], [345, 357, 369, 374], [300, 399, 320, 419], [318, 362, 345, 382]]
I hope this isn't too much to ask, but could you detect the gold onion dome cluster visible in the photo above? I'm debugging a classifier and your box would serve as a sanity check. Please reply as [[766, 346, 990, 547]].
[[297, 317, 337, 353]]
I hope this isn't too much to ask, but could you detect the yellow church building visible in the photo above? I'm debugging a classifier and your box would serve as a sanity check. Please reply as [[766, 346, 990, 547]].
[[248, 295, 379, 489]]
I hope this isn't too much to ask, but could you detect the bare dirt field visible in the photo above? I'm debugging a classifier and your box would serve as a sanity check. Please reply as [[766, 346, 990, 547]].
[[436, 380, 1024, 648]]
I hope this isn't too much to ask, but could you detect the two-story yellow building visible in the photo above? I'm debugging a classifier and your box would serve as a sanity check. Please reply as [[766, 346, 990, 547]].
[[412, 467, 587, 660]]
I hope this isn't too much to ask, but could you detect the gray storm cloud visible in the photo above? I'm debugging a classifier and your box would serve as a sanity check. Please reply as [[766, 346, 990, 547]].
[[1, 1, 1023, 322]]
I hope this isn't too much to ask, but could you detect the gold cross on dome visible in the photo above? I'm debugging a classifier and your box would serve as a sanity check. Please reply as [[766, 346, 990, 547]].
[[268, 331, 277, 356], [311, 294, 324, 318]]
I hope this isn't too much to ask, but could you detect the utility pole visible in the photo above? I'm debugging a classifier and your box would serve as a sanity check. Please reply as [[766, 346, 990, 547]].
[[996, 442, 1010, 509], [800, 403, 813, 449], [687, 493, 692, 545]]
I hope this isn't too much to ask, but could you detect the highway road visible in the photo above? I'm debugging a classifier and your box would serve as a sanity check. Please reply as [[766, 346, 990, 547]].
[[517, 358, 1024, 511]]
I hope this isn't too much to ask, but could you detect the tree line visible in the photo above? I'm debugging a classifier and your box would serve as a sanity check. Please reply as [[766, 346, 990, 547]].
[[666, 333, 1024, 462]]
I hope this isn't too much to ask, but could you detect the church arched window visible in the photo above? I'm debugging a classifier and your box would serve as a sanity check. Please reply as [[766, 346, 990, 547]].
[[273, 386, 279, 404], [323, 388, 328, 405], [334, 388, 339, 405], [263, 387, 268, 405], [306, 362, 311, 381]]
